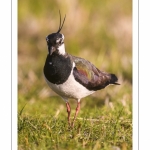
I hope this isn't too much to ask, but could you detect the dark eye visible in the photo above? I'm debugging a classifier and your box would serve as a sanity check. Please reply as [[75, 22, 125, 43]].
[[46, 37, 49, 42], [56, 38, 63, 45]]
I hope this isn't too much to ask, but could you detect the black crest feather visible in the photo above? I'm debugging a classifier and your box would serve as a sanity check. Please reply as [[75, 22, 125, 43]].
[[57, 10, 66, 33]]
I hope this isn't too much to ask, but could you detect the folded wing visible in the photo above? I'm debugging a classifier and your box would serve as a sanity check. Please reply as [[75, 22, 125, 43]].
[[72, 56, 119, 91]]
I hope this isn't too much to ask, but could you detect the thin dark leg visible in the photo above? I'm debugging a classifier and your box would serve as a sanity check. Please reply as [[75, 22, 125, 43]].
[[72, 102, 80, 127], [66, 102, 71, 125]]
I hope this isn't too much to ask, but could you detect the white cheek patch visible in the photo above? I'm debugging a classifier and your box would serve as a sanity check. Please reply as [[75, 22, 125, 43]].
[[56, 39, 60, 43], [61, 34, 64, 40], [58, 44, 66, 55]]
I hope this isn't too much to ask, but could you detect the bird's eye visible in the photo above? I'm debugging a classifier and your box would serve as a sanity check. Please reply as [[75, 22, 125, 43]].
[[46, 37, 49, 42], [56, 38, 63, 45]]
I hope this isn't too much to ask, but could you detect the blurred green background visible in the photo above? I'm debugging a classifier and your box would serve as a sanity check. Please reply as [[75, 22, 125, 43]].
[[18, 0, 132, 149]]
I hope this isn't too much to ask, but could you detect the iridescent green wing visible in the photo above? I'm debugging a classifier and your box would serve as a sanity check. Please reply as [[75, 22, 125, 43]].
[[72, 56, 117, 91]]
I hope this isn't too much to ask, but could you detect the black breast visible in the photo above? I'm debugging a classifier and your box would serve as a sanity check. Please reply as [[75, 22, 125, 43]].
[[43, 53, 72, 84]]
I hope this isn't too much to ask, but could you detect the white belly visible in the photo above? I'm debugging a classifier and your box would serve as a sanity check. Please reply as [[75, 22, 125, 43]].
[[44, 67, 94, 101]]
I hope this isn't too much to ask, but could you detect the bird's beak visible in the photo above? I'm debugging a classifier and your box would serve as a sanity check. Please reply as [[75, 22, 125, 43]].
[[48, 46, 56, 55]]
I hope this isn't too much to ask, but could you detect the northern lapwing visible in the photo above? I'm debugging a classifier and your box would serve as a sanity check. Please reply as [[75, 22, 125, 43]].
[[43, 12, 120, 126]]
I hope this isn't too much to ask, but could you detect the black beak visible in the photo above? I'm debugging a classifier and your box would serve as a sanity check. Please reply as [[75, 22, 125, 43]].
[[48, 46, 56, 55]]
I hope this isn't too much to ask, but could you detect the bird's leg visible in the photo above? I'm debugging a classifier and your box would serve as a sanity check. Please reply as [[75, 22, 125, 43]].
[[72, 101, 80, 127], [66, 102, 71, 125]]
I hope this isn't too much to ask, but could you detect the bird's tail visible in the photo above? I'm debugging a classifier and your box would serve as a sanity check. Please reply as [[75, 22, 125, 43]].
[[110, 74, 120, 85]]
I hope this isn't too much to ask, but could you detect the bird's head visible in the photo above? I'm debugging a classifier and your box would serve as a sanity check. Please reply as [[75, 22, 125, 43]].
[[46, 12, 66, 55]]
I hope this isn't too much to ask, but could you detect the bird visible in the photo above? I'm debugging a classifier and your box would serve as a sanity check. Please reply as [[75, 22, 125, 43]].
[[43, 12, 120, 127]]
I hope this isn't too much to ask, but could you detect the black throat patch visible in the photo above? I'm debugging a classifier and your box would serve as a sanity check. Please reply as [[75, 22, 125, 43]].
[[43, 53, 72, 84]]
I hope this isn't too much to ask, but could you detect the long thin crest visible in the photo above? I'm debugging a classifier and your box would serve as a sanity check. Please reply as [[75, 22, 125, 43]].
[[57, 10, 66, 33]]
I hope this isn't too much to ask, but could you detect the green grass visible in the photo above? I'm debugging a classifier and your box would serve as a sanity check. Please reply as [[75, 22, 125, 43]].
[[18, 0, 132, 149], [18, 98, 132, 150], [18, 82, 132, 150]]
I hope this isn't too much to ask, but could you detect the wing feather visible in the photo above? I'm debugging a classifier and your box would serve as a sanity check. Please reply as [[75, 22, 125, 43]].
[[72, 55, 119, 91]]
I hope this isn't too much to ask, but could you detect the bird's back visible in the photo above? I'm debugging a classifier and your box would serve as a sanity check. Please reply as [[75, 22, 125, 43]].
[[71, 55, 119, 91]]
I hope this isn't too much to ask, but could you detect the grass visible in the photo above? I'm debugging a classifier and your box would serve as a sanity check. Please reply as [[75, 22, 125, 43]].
[[18, 82, 132, 150], [18, 0, 132, 149], [18, 98, 132, 150]]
